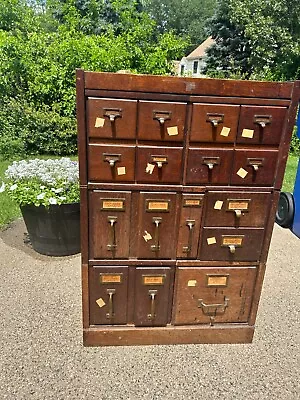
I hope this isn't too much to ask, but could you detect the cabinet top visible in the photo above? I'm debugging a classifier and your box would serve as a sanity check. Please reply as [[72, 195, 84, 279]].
[[77, 69, 297, 100]]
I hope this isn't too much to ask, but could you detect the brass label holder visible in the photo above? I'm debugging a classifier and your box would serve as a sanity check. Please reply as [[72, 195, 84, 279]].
[[146, 199, 170, 212], [101, 198, 125, 211], [99, 273, 123, 284]]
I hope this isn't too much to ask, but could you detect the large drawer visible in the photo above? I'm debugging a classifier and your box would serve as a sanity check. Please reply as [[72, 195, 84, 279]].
[[204, 191, 272, 227], [137, 100, 186, 141], [190, 103, 239, 143], [200, 227, 265, 261], [89, 266, 129, 325], [88, 144, 135, 182], [173, 267, 257, 325], [136, 146, 183, 184], [87, 97, 137, 139]]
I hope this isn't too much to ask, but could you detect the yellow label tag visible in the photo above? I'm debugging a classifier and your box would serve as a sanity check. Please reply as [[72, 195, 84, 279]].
[[96, 298, 106, 308], [147, 201, 169, 211], [100, 275, 122, 284], [143, 231, 152, 242], [242, 129, 254, 138], [222, 237, 243, 246], [214, 200, 223, 210], [188, 279, 197, 287], [117, 166, 126, 176], [228, 201, 249, 210], [207, 276, 228, 287], [146, 163, 155, 174], [95, 117, 105, 128], [152, 157, 167, 163], [167, 126, 179, 136], [237, 168, 248, 179], [184, 199, 201, 207], [102, 200, 124, 210], [220, 127, 231, 137], [207, 237, 217, 245], [143, 276, 165, 285]]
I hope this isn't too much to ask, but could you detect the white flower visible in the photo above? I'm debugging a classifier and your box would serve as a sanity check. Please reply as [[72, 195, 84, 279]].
[[0, 182, 5, 193], [37, 193, 45, 200], [59, 196, 66, 201], [54, 188, 64, 193], [10, 184, 18, 191], [40, 185, 46, 189], [49, 197, 57, 205]]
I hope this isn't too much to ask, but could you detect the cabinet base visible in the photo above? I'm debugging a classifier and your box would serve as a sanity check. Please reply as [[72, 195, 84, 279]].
[[83, 324, 254, 346]]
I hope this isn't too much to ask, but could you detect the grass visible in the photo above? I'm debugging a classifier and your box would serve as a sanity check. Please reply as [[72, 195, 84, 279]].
[[0, 154, 299, 228]]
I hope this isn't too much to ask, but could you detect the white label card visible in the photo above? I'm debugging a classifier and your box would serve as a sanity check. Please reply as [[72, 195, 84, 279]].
[[188, 280, 197, 287], [96, 298, 106, 308], [117, 166, 126, 176], [214, 200, 223, 210], [207, 237, 217, 245], [146, 163, 155, 174], [241, 129, 254, 138], [167, 126, 179, 136], [220, 127, 231, 137], [95, 117, 105, 128], [237, 168, 248, 179], [143, 231, 152, 242]]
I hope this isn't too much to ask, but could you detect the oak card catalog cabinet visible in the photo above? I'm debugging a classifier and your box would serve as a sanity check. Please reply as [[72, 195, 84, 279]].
[[76, 70, 299, 346]]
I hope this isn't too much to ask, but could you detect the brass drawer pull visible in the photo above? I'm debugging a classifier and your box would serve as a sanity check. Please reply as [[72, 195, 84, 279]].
[[202, 157, 220, 170], [107, 216, 117, 252], [151, 217, 162, 253], [106, 288, 116, 319], [183, 219, 195, 255], [247, 157, 264, 173], [153, 110, 172, 125], [198, 296, 229, 316], [254, 114, 272, 129], [104, 108, 122, 122], [228, 245, 236, 254], [206, 113, 224, 127], [148, 289, 158, 320], [151, 155, 168, 169], [103, 153, 121, 167]]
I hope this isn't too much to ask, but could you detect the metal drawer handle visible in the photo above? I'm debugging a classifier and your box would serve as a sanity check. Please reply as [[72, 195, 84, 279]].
[[206, 113, 224, 127], [103, 153, 121, 167], [198, 296, 229, 316], [148, 289, 158, 320], [106, 288, 116, 319], [247, 158, 264, 173], [228, 245, 236, 254], [254, 115, 272, 129], [151, 217, 162, 253], [202, 157, 220, 170], [183, 219, 195, 254], [104, 108, 122, 122], [107, 216, 117, 252], [234, 210, 242, 218], [153, 111, 172, 125]]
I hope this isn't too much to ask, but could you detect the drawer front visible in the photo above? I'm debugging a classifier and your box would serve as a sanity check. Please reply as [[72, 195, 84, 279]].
[[133, 267, 172, 326], [88, 144, 135, 182], [137, 100, 186, 141], [200, 228, 264, 261], [89, 191, 131, 259], [237, 106, 287, 145], [190, 103, 239, 143], [232, 149, 278, 186], [89, 266, 128, 325], [186, 148, 233, 184], [177, 194, 204, 258], [204, 191, 272, 227], [87, 98, 137, 139], [137, 192, 177, 259], [173, 267, 256, 325], [136, 146, 183, 184]]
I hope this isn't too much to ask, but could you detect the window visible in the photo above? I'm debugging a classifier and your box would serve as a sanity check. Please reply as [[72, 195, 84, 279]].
[[193, 61, 199, 74], [180, 65, 185, 75]]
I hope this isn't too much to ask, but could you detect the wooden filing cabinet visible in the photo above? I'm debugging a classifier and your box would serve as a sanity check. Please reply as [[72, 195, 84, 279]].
[[77, 70, 299, 346]]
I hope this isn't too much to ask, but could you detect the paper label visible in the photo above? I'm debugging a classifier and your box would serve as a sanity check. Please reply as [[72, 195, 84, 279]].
[[96, 298, 106, 308], [214, 200, 223, 210], [146, 163, 155, 174], [143, 231, 152, 242], [207, 276, 228, 287], [167, 126, 179, 136], [143, 276, 165, 285], [102, 200, 124, 210], [237, 168, 248, 179], [147, 201, 169, 211], [207, 237, 217, 245], [95, 117, 105, 128], [228, 201, 249, 211], [220, 127, 231, 137], [184, 199, 201, 207], [241, 129, 254, 138], [100, 274, 122, 284], [188, 280, 197, 287], [222, 237, 243, 246], [117, 166, 126, 176]]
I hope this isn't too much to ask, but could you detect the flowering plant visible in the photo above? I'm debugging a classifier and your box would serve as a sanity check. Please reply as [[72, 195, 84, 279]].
[[0, 158, 79, 207]]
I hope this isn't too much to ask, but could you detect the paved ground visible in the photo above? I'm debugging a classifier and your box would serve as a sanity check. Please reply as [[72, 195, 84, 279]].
[[0, 220, 299, 400]]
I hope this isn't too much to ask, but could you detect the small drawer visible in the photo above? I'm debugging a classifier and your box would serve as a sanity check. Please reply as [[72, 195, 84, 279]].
[[177, 194, 204, 259], [186, 147, 233, 184], [88, 144, 135, 182], [87, 97, 137, 139], [173, 267, 257, 325], [89, 266, 128, 325], [190, 103, 239, 143], [232, 149, 278, 186], [136, 146, 183, 184], [237, 106, 287, 145], [133, 267, 173, 327], [204, 191, 272, 227], [137, 100, 186, 141], [200, 227, 264, 261], [89, 191, 131, 259], [136, 192, 178, 259]]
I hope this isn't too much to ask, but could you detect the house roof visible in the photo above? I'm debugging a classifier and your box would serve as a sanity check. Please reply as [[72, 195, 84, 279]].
[[186, 37, 214, 59]]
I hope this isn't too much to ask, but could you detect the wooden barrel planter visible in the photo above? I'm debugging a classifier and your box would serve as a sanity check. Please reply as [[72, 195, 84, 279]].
[[20, 203, 80, 256]]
